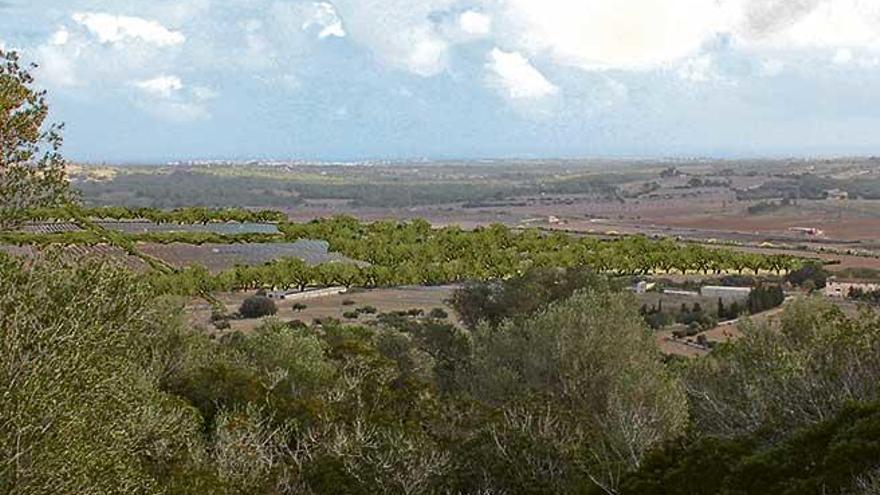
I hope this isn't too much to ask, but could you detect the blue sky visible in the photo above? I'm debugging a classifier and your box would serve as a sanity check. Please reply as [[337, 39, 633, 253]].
[[4, 0, 880, 162]]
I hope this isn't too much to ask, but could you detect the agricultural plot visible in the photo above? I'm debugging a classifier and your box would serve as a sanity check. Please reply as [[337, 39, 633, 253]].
[[98, 221, 279, 235], [189, 285, 458, 334], [17, 222, 83, 234], [0, 243, 149, 272], [140, 239, 361, 273]]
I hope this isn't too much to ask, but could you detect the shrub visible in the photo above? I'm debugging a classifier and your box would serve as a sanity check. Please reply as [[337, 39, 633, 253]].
[[210, 306, 229, 322], [342, 299, 356, 306], [343, 311, 359, 320], [213, 319, 231, 330], [239, 295, 277, 319], [357, 305, 378, 315], [786, 262, 829, 290], [292, 302, 308, 312], [428, 307, 448, 319]]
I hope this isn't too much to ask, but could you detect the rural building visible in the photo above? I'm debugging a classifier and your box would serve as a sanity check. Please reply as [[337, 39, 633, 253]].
[[631, 281, 657, 294], [701, 286, 752, 302], [269, 286, 348, 300], [789, 227, 824, 237], [826, 189, 849, 201], [824, 278, 880, 298], [663, 289, 700, 297]]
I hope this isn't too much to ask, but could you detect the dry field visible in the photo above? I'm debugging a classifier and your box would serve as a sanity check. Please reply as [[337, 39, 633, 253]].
[[189, 285, 458, 334]]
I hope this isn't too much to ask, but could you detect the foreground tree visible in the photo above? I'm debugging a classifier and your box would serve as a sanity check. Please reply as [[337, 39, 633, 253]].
[[467, 287, 688, 493], [0, 50, 73, 229], [0, 255, 204, 493]]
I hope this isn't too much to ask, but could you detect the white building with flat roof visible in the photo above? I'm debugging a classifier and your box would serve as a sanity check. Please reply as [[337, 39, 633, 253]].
[[701, 286, 752, 302]]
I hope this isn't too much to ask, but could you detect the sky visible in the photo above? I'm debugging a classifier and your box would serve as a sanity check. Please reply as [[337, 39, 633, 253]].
[[4, 0, 880, 162]]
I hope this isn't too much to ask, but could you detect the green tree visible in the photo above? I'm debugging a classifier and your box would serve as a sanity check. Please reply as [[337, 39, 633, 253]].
[[1, 50, 74, 228], [0, 255, 204, 493], [470, 287, 688, 493]]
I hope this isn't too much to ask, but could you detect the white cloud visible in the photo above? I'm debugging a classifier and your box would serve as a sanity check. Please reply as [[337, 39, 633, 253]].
[[133, 75, 183, 98], [459, 10, 491, 37], [759, 59, 786, 77], [487, 48, 558, 100], [303, 2, 346, 39], [131, 75, 214, 122], [49, 27, 70, 46], [496, 0, 727, 71], [191, 86, 219, 101], [331, 0, 456, 76], [734, 0, 880, 50], [678, 55, 716, 83], [833, 48, 854, 65], [71, 12, 185, 46]]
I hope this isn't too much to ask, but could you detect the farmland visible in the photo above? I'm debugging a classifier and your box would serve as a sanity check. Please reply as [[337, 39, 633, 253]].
[[69, 158, 880, 273], [189, 285, 458, 334], [139, 240, 359, 273]]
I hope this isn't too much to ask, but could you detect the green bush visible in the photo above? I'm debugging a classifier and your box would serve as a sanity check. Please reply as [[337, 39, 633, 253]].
[[357, 305, 378, 314], [238, 295, 277, 319], [428, 307, 448, 319]]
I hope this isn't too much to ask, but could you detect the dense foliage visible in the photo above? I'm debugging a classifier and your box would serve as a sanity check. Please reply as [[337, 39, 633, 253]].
[[239, 295, 278, 319], [2, 249, 879, 494], [0, 50, 73, 228], [23, 206, 287, 224]]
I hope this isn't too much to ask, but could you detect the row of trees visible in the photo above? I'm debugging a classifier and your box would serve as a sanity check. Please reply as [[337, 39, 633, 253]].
[[281, 217, 804, 277], [22, 206, 287, 225], [144, 239, 801, 298]]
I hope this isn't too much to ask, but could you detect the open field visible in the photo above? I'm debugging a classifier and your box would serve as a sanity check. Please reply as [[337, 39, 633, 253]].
[[189, 285, 458, 333]]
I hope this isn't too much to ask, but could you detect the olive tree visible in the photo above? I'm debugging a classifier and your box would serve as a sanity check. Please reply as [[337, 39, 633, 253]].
[[0, 255, 203, 494], [469, 288, 688, 493], [1, 50, 74, 229]]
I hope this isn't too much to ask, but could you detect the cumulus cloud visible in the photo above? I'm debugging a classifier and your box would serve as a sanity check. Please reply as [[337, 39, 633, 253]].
[[331, 0, 457, 76], [486, 48, 558, 100], [133, 75, 183, 98], [131, 75, 216, 122], [458, 10, 491, 37], [495, 0, 727, 71], [678, 55, 717, 83], [303, 2, 346, 39], [734, 0, 880, 49], [71, 12, 185, 46]]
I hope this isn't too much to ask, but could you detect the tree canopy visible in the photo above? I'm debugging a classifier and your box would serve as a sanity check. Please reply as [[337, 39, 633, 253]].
[[0, 50, 73, 228]]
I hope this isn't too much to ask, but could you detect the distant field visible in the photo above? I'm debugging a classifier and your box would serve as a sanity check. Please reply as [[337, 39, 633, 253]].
[[16, 222, 83, 234], [0, 243, 149, 272], [189, 285, 458, 333], [98, 221, 279, 235], [139, 240, 357, 273]]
